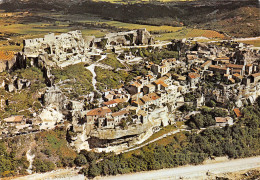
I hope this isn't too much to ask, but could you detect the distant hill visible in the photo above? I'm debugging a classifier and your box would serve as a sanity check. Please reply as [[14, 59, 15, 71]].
[[0, 0, 259, 37]]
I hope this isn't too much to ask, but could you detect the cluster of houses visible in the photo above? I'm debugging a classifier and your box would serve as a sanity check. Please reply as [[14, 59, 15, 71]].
[[80, 39, 260, 130], [80, 58, 187, 130], [1, 29, 259, 138]]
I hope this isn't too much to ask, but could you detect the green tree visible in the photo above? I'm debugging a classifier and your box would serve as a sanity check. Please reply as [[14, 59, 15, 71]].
[[74, 154, 88, 166]]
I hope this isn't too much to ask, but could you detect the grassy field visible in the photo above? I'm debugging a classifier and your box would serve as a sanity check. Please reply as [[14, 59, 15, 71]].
[[0, 10, 227, 51], [236, 40, 260, 47]]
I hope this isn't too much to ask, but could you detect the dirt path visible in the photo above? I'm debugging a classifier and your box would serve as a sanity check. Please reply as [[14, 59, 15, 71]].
[[11, 168, 83, 180], [119, 129, 183, 154], [85, 55, 107, 91], [98, 156, 260, 180], [233, 36, 260, 41]]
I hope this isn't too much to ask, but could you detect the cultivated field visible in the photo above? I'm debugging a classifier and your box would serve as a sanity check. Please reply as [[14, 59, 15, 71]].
[[1, 9, 253, 52]]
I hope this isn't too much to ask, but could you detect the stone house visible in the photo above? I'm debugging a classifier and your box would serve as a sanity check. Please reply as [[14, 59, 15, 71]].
[[4, 116, 25, 125], [106, 119, 116, 129], [103, 100, 118, 108], [244, 73, 260, 85], [188, 73, 200, 87], [232, 73, 243, 83], [86, 107, 112, 127], [111, 110, 129, 126], [196, 94, 205, 107], [140, 92, 161, 108], [136, 110, 148, 124], [186, 54, 198, 64], [151, 58, 175, 77], [213, 56, 230, 65], [143, 84, 156, 95], [215, 117, 233, 127], [209, 65, 229, 75], [201, 60, 212, 70], [250, 73, 260, 84], [153, 79, 168, 91], [245, 64, 253, 75], [227, 64, 245, 76], [128, 81, 143, 94]]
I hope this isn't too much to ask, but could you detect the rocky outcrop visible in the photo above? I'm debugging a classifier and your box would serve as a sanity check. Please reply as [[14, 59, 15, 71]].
[[43, 86, 66, 109], [70, 106, 171, 153]]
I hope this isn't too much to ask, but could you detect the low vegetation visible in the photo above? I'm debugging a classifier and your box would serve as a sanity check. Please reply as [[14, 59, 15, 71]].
[[100, 54, 125, 69], [0, 127, 77, 177], [95, 67, 129, 91], [0, 67, 46, 119], [52, 63, 93, 97], [0, 142, 29, 177]]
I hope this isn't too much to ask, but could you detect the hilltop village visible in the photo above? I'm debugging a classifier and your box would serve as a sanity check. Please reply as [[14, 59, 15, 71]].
[[0, 29, 259, 153]]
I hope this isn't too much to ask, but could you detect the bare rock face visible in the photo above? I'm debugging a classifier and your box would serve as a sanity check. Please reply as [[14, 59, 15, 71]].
[[89, 122, 153, 140], [39, 105, 64, 130], [17, 79, 31, 90], [43, 86, 66, 109], [7, 83, 15, 92]]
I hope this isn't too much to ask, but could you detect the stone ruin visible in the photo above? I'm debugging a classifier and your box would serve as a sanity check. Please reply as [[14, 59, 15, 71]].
[[104, 28, 154, 47], [22, 29, 154, 67], [23, 30, 87, 63]]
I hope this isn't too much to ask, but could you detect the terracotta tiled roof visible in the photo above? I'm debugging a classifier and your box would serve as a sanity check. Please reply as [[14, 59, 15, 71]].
[[0, 51, 15, 61], [131, 81, 142, 87], [209, 65, 221, 69], [141, 93, 160, 103], [113, 99, 123, 103], [137, 110, 147, 116], [154, 79, 163, 85], [201, 60, 211, 68], [233, 73, 243, 79], [103, 100, 117, 106], [87, 107, 111, 116], [215, 117, 231, 123], [251, 73, 260, 78], [215, 56, 229, 60], [224, 74, 229, 77], [233, 108, 242, 117], [111, 110, 129, 117], [188, 73, 200, 79], [227, 64, 244, 69], [232, 69, 241, 73], [4, 116, 23, 123], [132, 98, 144, 106], [229, 78, 235, 83], [187, 55, 197, 60]]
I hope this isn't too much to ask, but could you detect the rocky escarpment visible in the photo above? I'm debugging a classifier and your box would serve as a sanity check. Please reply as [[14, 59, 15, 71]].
[[69, 107, 172, 153]]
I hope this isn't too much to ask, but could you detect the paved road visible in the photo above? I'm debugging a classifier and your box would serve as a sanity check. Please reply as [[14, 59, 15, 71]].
[[98, 156, 260, 180]]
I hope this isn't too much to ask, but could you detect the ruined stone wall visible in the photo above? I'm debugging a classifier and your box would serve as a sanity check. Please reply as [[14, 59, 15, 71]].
[[23, 30, 87, 63]]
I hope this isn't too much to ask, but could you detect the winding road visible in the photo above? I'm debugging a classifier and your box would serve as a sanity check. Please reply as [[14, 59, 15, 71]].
[[99, 156, 260, 180]]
